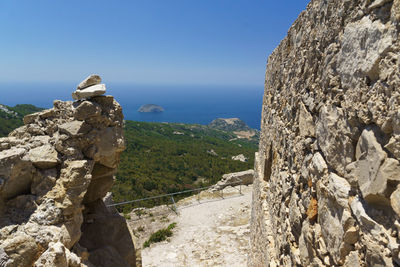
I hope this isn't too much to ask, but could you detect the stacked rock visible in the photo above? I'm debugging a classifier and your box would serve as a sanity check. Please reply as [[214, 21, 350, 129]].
[[72, 74, 106, 100], [0, 83, 136, 266]]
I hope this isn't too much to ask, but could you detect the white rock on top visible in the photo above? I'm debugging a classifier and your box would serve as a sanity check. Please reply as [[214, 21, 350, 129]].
[[77, 74, 101, 90], [72, 74, 106, 100], [72, 84, 106, 100]]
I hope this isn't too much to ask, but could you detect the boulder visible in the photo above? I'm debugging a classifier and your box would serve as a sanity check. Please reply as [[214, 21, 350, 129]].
[[0, 234, 39, 267], [73, 101, 102, 121], [29, 144, 59, 169], [209, 169, 254, 192], [0, 147, 35, 200], [34, 242, 81, 267], [231, 154, 248, 162], [58, 121, 91, 136]]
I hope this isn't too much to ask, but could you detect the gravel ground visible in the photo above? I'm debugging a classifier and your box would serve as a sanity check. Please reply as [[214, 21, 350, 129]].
[[141, 185, 252, 267]]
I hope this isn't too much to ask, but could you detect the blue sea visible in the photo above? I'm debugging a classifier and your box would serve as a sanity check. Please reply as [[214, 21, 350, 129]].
[[0, 82, 263, 129]]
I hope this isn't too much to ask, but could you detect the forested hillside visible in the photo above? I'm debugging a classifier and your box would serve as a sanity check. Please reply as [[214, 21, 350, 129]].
[[113, 121, 257, 212], [0, 105, 257, 213], [0, 104, 43, 137]]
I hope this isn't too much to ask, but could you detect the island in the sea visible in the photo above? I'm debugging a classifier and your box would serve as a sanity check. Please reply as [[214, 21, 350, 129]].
[[138, 104, 164, 113]]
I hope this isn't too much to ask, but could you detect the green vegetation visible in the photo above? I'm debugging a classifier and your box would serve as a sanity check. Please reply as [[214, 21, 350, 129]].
[[0, 103, 258, 214], [113, 121, 257, 213], [123, 213, 131, 220], [143, 222, 177, 248], [0, 104, 43, 137]]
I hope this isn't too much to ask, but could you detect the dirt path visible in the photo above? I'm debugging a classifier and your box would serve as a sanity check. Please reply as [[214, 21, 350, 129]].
[[141, 185, 252, 267]]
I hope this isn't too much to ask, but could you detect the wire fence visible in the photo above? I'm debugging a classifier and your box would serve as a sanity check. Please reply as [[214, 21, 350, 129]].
[[107, 181, 246, 213]]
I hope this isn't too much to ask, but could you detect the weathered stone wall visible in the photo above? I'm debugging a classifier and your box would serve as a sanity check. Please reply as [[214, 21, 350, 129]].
[[0, 96, 136, 266], [249, 0, 400, 266]]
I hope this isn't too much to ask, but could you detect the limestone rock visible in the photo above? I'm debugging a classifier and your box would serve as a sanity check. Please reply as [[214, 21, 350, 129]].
[[79, 200, 136, 267], [353, 128, 400, 205], [343, 226, 359, 245], [231, 154, 248, 162], [72, 84, 106, 101], [338, 16, 394, 87], [344, 251, 361, 267], [249, 0, 400, 266], [77, 74, 101, 90], [0, 147, 34, 200], [59, 120, 91, 136], [317, 173, 351, 264], [316, 105, 354, 176], [93, 126, 125, 168], [83, 163, 115, 203], [1, 234, 39, 267], [209, 169, 254, 192], [29, 144, 59, 169], [391, 187, 400, 217], [369, 0, 393, 10], [299, 101, 315, 137], [73, 101, 102, 121], [0, 88, 136, 266], [34, 242, 81, 267]]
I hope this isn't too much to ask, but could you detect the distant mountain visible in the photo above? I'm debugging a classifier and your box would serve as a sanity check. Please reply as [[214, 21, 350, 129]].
[[208, 118, 259, 142], [0, 104, 43, 137], [138, 104, 164, 113]]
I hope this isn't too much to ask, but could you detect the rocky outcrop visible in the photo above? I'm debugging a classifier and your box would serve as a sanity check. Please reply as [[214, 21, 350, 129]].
[[0, 86, 136, 266], [232, 154, 248, 162], [209, 118, 251, 132], [209, 169, 254, 192], [249, 1, 400, 266], [137, 104, 164, 113], [209, 118, 259, 141]]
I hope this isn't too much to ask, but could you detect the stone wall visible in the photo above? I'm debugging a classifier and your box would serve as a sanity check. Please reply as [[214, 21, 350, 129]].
[[0, 96, 136, 266], [249, 0, 400, 266]]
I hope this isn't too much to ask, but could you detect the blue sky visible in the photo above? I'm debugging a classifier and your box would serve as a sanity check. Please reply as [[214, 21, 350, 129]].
[[0, 1, 309, 86]]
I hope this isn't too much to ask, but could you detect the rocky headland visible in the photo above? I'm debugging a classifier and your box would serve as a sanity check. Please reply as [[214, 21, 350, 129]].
[[138, 104, 164, 113], [249, 0, 400, 266], [209, 118, 259, 141], [0, 76, 136, 266]]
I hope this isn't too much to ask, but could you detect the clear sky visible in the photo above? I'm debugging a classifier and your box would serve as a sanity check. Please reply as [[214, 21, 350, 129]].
[[0, 1, 309, 86]]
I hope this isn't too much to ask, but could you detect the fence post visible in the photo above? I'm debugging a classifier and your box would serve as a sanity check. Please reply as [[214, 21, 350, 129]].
[[221, 188, 224, 199], [197, 189, 200, 202], [170, 196, 178, 215]]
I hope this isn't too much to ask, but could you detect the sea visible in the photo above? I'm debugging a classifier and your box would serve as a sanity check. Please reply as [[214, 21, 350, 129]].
[[0, 82, 264, 129]]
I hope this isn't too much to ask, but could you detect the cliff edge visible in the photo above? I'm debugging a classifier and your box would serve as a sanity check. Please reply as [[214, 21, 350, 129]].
[[0, 91, 136, 266], [250, 0, 400, 266]]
